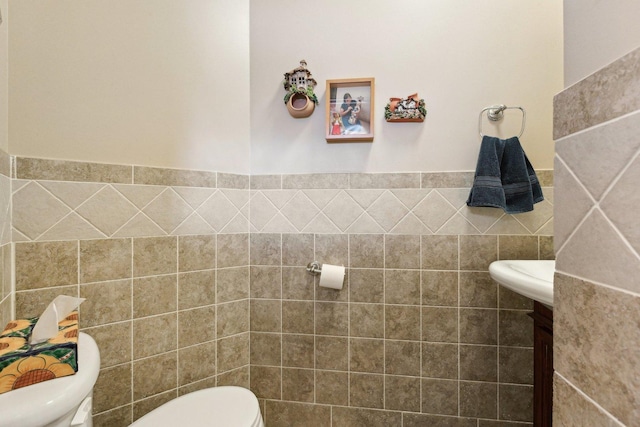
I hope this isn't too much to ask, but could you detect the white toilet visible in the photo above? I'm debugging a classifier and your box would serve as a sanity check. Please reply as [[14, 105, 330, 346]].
[[0, 332, 101, 427], [130, 386, 264, 427]]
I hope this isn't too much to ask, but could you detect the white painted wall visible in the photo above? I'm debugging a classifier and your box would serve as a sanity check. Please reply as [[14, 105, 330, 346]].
[[9, 0, 250, 173], [0, 0, 8, 153], [250, 0, 563, 174], [564, 0, 640, 87]]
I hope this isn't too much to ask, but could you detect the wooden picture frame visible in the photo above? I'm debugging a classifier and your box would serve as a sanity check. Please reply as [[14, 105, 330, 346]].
[[326, 78, 374, 142]]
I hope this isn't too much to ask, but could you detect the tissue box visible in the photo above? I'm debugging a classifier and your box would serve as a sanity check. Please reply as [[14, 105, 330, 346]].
[[0, 312, 79, 394]]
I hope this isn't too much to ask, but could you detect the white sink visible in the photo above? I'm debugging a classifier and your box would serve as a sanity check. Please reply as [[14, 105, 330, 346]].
[[489, 260, 555, 306]]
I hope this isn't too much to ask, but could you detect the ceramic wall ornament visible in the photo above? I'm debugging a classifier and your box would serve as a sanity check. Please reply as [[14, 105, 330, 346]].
[[384, 93, 427, 122], [283, 60, 319, 118]]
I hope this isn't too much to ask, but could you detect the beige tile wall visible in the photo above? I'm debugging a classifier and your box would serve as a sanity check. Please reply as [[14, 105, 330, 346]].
[[248, 171, 554, 426], [0, 148, 12, 329], [553, 47, 640, 426], [8, 157, 554, 426]]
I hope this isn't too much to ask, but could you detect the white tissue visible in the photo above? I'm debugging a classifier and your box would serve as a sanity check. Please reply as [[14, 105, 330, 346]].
[[319, 264, 346, 290], [29, 295, 85, 345]]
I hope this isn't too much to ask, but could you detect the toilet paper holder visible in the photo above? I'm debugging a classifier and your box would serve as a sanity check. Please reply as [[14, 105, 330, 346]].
[[306, 261, 322, 276]]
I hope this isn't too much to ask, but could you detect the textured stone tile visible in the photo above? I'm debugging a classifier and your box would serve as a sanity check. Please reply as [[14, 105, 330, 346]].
[[422, 271, 458, 307], [250, 174, 282, 189], [421, 171, 474, 188], [133, 274, 177, 317], [460, 344, 497, 382], [499, 384, 533, 422], [552, 158, 593, 249], [84, 322, 132, 368], [601, 154, 640, 255], [15, 241, 78, 290], [385, 305, 420, 340], [250, 299, 281, 332], [350, 269, 384, 303], [350, 172, 420, 189], [316, 370, 349, 405], [80, 279, 132, 328], [217, 172, 249, 189], [385, 269, 420, 305], [282, 300, 314, 334], [422, 342, 458, 379], [460, 235, 497, 271], [499, 310, 534, 347], [133, 313, 177, 359], [315, 302, 348, 336], [264, 400, 330, 427], [315, 336, 348, 371], [385, 340, 420, 376], [133, 236, 177, 277], [217, 266, 249, 303], [385, 234, 420, 269], [459, 381, 497, 419], [555, 273, 640, 425], [93, 364, 132, 413], [133, 390, 177, 422], [349, 373, 384, 409], [459, 271, 497, 308], [404, 414, 476, 427], [217, 299, 249, 337], [178, 306, 215, 348], [15, 285, 78, 318], [249, 266, 281, 299], [93, 405, 132, 427], [250, 365, 281, 400], [459, 308, 497, 345], [134, 166, 216, 187], [350, 338, 384, 373], [498, 235, 538, 260], [282, 334, 314, 368], [216, 366, 249, 388], [133, 352, 177, 400], [250, 332, 281, 366], [422, 378, 458, 416], [385, 375, 421, 412], [216, 233, 249, 268], [350, 303, 384, 338], [282, 233, 314, 266], [178, 270, 215, 309], [349, 234, 384, 268], [282, 173, 349, 189], [178, 235, 216, 271], [177, 341, 216, 386], [554, 47, 640, 139], [80, 238, 132, 283], [282, 266, 314, 300], [16, 157, 132, 183], [282, 367, 314, 402], [250, 233, 281, 266], [422, 307, 458, 343], [554, 375, 623, 427], [499, 347, 533, 385], [557, 112, 640, 202], [421, 235, 458, 270], [217, 333, 249, 372]]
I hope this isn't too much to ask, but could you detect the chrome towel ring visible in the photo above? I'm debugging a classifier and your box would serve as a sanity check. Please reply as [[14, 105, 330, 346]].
[[478, 105, 526, 138]]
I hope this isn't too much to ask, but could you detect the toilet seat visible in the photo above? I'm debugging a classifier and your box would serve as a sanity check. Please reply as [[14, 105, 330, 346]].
[[130, 386, 263, 427]]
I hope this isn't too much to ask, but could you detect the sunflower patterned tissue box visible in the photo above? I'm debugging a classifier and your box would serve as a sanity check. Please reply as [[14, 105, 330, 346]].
[[0, 297, 84, 394]]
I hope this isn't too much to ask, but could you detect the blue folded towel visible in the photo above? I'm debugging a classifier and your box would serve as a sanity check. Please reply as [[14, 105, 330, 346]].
[[466, 136, 543, 214]]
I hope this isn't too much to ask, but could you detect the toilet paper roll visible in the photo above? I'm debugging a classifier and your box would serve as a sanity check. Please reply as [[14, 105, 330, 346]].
[[319, 264, 345, 290]]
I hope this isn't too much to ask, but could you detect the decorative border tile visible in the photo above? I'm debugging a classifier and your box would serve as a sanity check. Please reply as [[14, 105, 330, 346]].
[[16, 157, 132, 183], [554, 47, 640, 139]]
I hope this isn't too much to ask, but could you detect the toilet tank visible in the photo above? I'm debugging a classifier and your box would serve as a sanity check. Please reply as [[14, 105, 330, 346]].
[[0, 332, 101, 427]]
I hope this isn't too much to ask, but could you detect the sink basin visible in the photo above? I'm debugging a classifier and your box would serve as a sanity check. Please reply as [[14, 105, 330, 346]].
[[489, 260, 555, 306]]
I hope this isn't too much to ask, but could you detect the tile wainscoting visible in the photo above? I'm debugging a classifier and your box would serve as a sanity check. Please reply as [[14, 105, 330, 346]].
[[7, 157, 553, 426]]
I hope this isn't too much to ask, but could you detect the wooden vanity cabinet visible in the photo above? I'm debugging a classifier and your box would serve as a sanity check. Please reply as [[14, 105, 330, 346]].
[[529, 301, 553, 427]]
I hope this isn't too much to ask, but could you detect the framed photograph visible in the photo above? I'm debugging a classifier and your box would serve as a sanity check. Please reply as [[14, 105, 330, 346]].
[[326, 78, 375, 142]]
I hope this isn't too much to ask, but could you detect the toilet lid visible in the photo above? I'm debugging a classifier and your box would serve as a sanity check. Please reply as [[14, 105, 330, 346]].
[[130, 386, 262, 427]]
